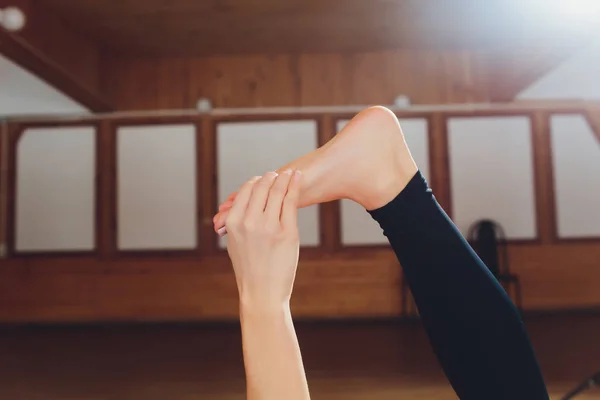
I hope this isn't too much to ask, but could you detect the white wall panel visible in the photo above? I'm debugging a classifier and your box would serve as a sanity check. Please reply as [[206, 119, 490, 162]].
[[16, 127, 96, 251], [448, 116, 537, 239], [0, 55, 89, 117], [518, 42, 600, 101], [217, 120, 320, 247], [117, 125, 197, 250], [551, 114, 600, 238], [338, 118, 430, 245]]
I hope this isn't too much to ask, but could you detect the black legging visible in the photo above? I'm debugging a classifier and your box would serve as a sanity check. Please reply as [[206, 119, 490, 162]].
[[368, 171, 549, 400]]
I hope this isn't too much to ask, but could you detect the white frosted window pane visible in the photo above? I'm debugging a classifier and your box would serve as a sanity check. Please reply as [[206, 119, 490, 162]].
[[338, 118, 430, 245], [551, 115, 600, 238], [16, 127, 95, 251], [217, 120, 320, 247], [117, 125, 197, 250], [448, 117, 537, 239]]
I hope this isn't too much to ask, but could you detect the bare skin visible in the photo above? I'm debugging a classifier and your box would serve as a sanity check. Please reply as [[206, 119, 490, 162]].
[[226, 171, 310, 400], [214, 105, 419, 235]]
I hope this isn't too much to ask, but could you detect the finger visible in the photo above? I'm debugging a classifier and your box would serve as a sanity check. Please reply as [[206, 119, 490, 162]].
[[281, 170, 302, 228], [228, 176, 261, 224], [214, 210, 225, 227], [264, 169, 293, 222], [219, 201, 233, 212], [226, 192, 237, 202], [215, 212, 231, 236], [246, 171, 278, 218], [213, 209, 227, 224]]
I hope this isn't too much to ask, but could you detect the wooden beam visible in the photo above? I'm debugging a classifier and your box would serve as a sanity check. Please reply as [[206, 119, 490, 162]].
[[585, 106, 600, 146], [428, 113, 452, 214], [530, 111, 556, 244], [0, 0, 113, 112], [317, 115, 342, 252]]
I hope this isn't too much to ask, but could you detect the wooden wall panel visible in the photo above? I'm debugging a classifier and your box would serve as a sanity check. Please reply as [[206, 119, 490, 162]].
[[101, 51, 492, 110], [1, 242, 600, 322], [2, 105, 600, 323], [101, 48, 580, 111]]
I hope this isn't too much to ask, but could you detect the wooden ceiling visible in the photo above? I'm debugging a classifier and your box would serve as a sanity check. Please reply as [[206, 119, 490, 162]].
[[36, 0, 596, 56]]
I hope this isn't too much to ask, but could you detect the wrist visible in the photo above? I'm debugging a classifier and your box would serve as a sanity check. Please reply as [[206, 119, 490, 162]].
[[240, 298, 291, 320]]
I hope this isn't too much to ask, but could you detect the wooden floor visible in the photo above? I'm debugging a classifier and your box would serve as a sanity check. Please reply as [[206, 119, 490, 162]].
[[1, 313, 600, 399]]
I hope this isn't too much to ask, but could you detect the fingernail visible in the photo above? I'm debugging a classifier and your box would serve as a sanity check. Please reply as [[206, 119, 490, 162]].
[[250, 176, 261, 182], [294, 170, 302, 180], [283, 169, 293, 175], [266, 171, 278, 179], [217, 227, 227, 236]]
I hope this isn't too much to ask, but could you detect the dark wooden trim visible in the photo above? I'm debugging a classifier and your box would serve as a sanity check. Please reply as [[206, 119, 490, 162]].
[[0, 31, 112, 113], [213, 243, 343, 260], [93, 123, 102, 258], [4, 251, 100, 260], [5, 124, 16, 258], [0, 119, 7, 257], [429, 113, 452, 218], [111, 120, 202, 257], [211, 117, 225, 255], [97, 120, 116, 260], [328, 110, 437, 123], [440, 108, 579, 118], [4, 105, 596, 127], [113, 249, 202, 258], [333, 244, 391, 253], [211, 114, 325, 123], [199, 117, 218, 255], [392, 111, 436, 119], [6, 122, 100, 258], [316, 115, 341, 253], [583, 107, 600, 145], [529, 112, 554, 244], [108, 115, 201, 126], [552, 237, 600, 244]]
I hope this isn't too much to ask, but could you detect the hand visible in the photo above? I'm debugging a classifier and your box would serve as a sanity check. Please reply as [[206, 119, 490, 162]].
[[214, 193, 236, 236], [225, 169, 302, 309]]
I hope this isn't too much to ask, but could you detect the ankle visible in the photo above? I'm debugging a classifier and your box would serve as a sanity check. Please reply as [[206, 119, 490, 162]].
[[357, 162, 418, 211]]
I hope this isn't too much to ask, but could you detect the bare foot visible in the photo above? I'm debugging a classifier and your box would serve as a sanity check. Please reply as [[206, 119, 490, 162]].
[[214, 106, 419, 235]]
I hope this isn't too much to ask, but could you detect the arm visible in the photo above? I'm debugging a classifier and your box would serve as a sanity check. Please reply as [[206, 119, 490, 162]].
[[240, 303, 309, 400], [225, 170, 310, 400]]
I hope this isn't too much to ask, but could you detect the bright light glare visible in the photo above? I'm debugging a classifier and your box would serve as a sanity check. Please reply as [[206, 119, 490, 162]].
[[558, 0, 600, 22], [522, 0, 600, 29]]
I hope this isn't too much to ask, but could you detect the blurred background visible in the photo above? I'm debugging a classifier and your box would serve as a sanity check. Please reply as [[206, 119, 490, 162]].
[[1, 0, 600, 398]]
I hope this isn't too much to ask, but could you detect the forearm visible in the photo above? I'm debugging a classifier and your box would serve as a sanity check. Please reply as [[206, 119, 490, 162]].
[[240, 302, 310, 400]]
